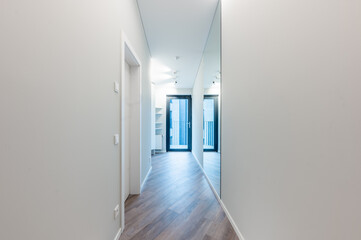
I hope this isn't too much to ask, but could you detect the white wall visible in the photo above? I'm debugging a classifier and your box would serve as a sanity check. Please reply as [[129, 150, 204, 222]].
[[192, 60, 204, 166], [0, 0, 151, 239], [222, 0, 361, 240]]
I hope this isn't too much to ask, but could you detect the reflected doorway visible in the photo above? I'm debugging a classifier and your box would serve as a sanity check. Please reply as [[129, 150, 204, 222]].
[[166, 95, 192, 151], [203, 95, 219, 152], [203, 95, 220, 196]]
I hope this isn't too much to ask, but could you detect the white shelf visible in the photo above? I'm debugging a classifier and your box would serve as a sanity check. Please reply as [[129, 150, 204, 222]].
[[155, 107, 164, 151], [155, 135, 163, 149]]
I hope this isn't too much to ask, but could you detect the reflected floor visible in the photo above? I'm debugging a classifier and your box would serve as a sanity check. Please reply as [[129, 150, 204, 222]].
[[203, 152, 221, 196]]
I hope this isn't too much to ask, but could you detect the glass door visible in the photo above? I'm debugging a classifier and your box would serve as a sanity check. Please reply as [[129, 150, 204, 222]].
[[203, 95, 218, 152], [166, 95, 192, 151]]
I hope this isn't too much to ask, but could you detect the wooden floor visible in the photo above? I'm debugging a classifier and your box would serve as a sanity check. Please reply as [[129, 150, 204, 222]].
[[120, 152, 238, 240], [203, 152, 221, 196]]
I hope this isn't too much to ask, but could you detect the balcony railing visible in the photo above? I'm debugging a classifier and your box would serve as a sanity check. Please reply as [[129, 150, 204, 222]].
[[203, 121, 214, 149], [170, 120, 188, 147]]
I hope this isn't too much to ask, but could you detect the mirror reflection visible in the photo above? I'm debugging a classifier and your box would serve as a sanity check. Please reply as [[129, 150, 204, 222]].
[[202, 3, 221, 197]]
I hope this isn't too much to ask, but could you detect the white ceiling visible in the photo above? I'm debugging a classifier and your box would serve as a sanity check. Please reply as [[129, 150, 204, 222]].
[[137, 0, 219, 88]]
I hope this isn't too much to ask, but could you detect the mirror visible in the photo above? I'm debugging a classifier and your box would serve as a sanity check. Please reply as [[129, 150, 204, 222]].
[[203, 2, 221, 197]]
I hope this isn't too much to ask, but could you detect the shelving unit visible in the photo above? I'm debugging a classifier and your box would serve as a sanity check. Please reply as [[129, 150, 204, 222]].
[[155, 107, 164, 152]]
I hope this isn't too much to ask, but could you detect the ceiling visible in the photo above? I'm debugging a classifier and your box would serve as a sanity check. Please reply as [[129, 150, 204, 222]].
[[137, 0, 219, 88]]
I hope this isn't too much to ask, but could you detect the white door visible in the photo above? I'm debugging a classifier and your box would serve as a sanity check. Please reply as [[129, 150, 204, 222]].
[[123, 61, 131, 201]]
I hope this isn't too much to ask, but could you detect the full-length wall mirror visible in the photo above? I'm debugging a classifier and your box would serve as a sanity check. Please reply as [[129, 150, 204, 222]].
[[203, 2, 221, 197]]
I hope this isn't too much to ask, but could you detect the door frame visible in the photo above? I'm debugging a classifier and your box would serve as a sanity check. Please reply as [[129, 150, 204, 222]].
[[203, 95, 219, 152], [166, 95, 192, 152], [119, 32, 142, 233]]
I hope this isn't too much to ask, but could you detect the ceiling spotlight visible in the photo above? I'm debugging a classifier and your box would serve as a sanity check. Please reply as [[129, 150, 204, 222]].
[[213, 80, 216, 85], [174, 80, 178, 85], [173, 71, 178, 75], [175, 56, 180, 60]]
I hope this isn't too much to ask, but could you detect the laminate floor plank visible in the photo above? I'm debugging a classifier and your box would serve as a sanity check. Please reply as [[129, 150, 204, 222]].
[[120, 152, 238, 240]]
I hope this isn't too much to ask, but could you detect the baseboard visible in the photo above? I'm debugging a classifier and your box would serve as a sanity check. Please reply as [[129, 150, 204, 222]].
[[113, 228, 121, 240], [191, 152, 245, 240], [192, 152, 203, 167], [219, 200, 245, 240], [155, 150, 166, 153], [192, 153, 202, 171], [141, 166, 152, 192]]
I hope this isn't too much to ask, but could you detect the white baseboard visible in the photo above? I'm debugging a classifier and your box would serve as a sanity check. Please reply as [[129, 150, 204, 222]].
[[192, 152, 203, 167], [219, 200, 245, 240], [141, 166, 152, 192], [191, 152, 245, 240], [113, 228, 121, 240]]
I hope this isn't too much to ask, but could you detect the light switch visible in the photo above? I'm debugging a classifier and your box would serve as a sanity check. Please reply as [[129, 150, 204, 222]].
[[114, 82, 120, 93], [114, 204, 120, 219], [114, 134, 119, 145]]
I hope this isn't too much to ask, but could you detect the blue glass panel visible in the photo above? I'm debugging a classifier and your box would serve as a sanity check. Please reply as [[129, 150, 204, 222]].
[[169, 99, 189, 149], [203, 99, 215, 149]]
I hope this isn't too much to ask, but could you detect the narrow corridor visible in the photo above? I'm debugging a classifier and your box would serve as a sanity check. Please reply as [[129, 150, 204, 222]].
[[120, 152, 238, 240]]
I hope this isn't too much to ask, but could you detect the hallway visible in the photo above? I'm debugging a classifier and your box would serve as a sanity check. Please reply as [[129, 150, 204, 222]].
[[120, 153, 238, 240]]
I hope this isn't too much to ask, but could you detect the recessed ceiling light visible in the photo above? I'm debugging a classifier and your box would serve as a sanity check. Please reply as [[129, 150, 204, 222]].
[[175, 56, 180, 60]]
